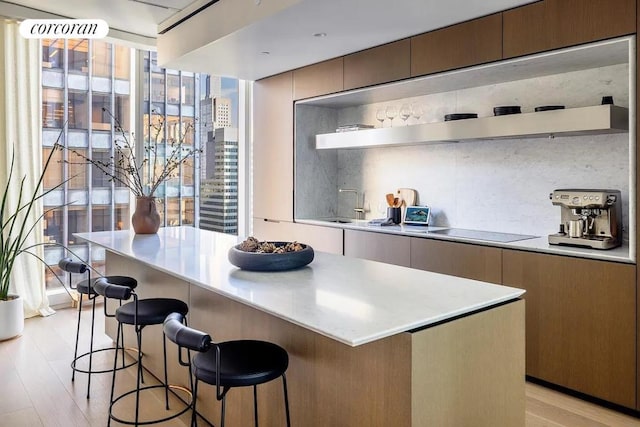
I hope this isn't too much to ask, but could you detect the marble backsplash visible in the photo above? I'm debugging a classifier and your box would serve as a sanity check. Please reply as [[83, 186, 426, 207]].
[[294, 63, 633, 240]]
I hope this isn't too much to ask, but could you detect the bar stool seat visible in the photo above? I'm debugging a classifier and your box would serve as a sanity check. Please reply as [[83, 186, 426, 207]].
[[94, 278, 191, 427], [193, 340, 288, 388], [163, 312, 291, 427], [116, 298, 188, 326]]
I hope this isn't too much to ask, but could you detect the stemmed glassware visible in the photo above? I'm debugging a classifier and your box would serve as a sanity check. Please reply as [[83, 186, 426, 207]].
[[375, 109, 386, 128], [399, 104, 411, 125], [411, 103, 424, 124], [385, 105, 398, 127]]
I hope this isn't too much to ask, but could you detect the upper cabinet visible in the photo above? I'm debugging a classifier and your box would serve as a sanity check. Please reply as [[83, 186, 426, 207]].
[[503, 0, 636, 58], [253, 72, 294, 221], [411, 13, 502, 77], [343, 39, 411, 90], [293, 58, 344, 101]]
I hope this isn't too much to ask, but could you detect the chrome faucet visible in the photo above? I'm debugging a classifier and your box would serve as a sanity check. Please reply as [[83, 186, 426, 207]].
[[339, 188, 364, 220]]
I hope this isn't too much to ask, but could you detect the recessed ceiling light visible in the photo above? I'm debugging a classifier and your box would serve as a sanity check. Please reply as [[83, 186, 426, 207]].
[[313, 32, 327, 38]]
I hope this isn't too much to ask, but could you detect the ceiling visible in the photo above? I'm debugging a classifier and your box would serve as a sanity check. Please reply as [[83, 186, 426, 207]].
[[3, 0, 537, 80]]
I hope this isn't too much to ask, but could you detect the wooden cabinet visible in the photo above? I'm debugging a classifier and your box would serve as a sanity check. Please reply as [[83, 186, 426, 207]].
[[344, 230, 410, 266], [503, 0, 636, 58], [253, 72, 294, 221], [502, 250, 636, 408], [411, 13, 502, 77], [293, 58, 344, 100], [343, 39, 411, 90], [410, 238, 502, 284], [253, 219, 344, 255]]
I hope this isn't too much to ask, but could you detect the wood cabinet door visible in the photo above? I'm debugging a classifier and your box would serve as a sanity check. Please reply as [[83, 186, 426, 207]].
[[253, 219, 344, 255], [343, 39, 411, 90], [503, 0, 636, 58], [344, 230, 410, 266], [293, 58, 344, 100], [409, 238, 502, 284], [502, 250, 636, 408], [253, 72, 294, 221], [411, 13, 502, 77]]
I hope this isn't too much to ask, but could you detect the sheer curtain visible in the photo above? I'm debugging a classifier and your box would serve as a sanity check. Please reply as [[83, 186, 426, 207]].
[[0, 19, 54, 317]]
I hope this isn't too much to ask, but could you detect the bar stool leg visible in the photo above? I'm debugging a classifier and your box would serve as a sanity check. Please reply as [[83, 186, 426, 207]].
[[191, 379, 199, 427], [86, 295, 97, 399], [72, 295, 83, 382], [163, 333, 170, 410], [254, 385, 259, 427], [107, 322, 122, 427], [134, 328, 143, 426], [282, 373, 291, 427], [221, 395, 226, 427]]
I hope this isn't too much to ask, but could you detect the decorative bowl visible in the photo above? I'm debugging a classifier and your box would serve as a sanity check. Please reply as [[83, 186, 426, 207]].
[[228, 242, 314, 271]]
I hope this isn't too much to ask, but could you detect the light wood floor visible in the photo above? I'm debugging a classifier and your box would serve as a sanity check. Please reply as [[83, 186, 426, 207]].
[[1, 304, 640, 427]]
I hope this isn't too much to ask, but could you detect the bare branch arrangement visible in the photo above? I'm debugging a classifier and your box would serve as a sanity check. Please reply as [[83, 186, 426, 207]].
[[64, 108, 201, 197]]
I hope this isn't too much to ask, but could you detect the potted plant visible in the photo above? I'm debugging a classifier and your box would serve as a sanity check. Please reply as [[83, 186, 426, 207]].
[[65, 109, 199, 234], [0, 142, 66, 340]]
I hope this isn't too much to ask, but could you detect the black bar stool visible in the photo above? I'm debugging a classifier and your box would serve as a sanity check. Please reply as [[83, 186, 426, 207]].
[[163, 312, 291, 427], [58, 258, 138, 399], [93, 277, 191, 426]]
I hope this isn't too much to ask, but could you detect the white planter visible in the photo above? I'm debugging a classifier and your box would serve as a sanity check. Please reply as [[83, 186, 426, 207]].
[[0, 295, 24, 341]]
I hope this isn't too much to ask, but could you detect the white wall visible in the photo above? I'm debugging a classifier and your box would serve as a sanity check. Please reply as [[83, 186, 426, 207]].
[[295, 63, 632, 239]]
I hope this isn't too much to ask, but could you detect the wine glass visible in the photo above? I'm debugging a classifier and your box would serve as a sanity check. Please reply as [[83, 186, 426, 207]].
[[411, 103, 424, 124], [399, 104, 411, 125], [385, 106, 398, 127], [375, 109, 386, 128]]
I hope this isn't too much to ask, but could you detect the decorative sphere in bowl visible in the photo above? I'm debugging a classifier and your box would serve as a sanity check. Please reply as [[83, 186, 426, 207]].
[[228, 241, 314, 271]]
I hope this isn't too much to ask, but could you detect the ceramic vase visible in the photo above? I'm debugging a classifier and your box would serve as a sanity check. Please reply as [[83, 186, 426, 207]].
[[131, 196, 161, 234], [0, 295, 24, 341]]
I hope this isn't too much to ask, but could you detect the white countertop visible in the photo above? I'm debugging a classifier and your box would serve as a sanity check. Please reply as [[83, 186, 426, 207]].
[[297, 219, 633, 263], [76, 227, 525, 347]]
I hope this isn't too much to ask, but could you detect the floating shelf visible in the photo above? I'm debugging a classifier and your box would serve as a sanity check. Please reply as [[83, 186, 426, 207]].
[[315, 105, 629, 150]]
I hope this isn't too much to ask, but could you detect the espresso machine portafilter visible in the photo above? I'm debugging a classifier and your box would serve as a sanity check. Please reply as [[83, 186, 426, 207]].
[[548, 189, 622, 250]]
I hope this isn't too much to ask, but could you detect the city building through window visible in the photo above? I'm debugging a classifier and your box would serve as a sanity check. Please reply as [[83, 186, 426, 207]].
[[41, 42, 240, 305]]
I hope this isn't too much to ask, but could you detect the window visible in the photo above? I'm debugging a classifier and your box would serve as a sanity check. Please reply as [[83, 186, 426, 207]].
[[42, 39, 64, 70], [141, 51, 202, 228], [115, 45, 130, 80], [68, 39, 88, 73], [42, 88, 64, 128], [92, 41, 112, 78], [115, 94, 130, 131], [68, 90, 88, 129], [40, 40, 134, 300], [198, 76, 240, 235], [92, 93, 111, 130]]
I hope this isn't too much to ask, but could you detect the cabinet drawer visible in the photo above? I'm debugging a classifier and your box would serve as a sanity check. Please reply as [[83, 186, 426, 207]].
[[344, 230, 410, 266], [411, 13, 502, 77], [410, 238, 502, 284]]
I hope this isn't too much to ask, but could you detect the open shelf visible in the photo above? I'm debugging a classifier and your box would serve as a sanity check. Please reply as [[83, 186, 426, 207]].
[[316, 105, 629, 149]]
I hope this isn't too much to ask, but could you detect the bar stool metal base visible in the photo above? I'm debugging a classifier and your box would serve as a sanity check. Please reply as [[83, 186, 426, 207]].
[[108, 384, 193, 426], [71, 346, 139, 375]]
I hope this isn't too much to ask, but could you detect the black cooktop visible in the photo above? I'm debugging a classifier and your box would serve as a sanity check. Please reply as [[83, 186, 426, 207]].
[[428, 228, 538, 243]]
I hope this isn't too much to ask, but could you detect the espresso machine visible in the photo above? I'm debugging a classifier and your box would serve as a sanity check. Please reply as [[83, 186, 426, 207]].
[[548, 189, 622, 250]]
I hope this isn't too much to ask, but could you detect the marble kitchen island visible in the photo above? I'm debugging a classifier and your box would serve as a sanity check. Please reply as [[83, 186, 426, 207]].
[[76, 226, 526, 427]]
